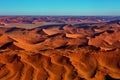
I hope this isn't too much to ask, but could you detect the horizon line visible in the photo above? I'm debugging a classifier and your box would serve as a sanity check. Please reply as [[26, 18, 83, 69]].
[[0, 15, 120, 17]]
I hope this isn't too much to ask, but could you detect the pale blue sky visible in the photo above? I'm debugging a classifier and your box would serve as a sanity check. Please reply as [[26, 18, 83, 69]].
[[0, 0, 120, 15]]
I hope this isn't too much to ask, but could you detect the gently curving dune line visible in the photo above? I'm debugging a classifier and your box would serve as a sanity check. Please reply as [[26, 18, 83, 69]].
[[47, 53, 77, 80], [20, 63, 34, 80]]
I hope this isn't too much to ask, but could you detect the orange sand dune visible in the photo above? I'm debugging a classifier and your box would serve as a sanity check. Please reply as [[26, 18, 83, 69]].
[[0, 19, 120, 80]]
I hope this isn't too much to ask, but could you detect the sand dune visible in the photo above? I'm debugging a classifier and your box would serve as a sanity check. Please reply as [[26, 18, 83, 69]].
[[0, 34, 14, 48], [42, 28, 61, 36], [88, 31, 120, 51], [0, 18, 120, 80], [65, 33, 86, 38], [0, 47, 120, 80]]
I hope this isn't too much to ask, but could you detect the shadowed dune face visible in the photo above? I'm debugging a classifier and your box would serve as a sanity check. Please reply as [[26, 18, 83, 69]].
[[0, 17, 120, 80], [0, 34, 14, 47], [88, 31, 120, 51]]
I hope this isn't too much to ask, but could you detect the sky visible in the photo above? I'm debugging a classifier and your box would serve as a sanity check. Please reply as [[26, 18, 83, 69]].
[[0, 0, 120, 16]]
